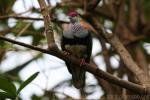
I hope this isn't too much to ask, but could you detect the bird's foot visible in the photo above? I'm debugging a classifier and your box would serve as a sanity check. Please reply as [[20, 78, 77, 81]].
[[63, 51, 71, 56], [80, 58, 86, 66]]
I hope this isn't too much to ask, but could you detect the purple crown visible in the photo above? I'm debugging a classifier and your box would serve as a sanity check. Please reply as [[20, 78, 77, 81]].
[[68, 11, 78, 17]]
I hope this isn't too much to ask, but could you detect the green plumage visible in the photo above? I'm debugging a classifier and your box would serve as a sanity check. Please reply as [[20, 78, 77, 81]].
[[65, 45, 87, 88], [61, 34, 92, 89]]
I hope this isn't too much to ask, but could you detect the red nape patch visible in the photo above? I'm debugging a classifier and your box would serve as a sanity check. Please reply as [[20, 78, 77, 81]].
[[68, 11, 78, 17]]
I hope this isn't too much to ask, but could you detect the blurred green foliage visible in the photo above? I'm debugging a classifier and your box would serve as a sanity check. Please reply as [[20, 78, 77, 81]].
[[0, 72, 39, 99]]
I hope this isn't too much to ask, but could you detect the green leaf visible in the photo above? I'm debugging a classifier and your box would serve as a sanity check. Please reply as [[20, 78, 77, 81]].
[[0, 92, 15, 99], [0, 75, 17, 97], [17, 72, 39, 94]]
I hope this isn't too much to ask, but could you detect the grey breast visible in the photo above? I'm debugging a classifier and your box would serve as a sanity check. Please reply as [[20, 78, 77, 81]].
[[72, 22, 89, 38], [63, 24, 74, 39]]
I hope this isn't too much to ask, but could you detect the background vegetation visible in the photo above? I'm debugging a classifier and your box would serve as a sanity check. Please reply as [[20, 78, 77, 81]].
[[0, 0, 150, 100]]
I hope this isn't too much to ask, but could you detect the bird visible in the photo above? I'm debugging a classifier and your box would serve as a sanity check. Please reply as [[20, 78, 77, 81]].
[[61, 11, 94, 89]]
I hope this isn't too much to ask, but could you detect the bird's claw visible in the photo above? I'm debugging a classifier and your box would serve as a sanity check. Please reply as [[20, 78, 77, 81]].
[[63, 51, 71, 56], [80, 58, 86, 66]]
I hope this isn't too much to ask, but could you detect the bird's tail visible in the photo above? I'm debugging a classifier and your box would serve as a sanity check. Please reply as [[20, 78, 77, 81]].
[[71, 66, 85, 89]]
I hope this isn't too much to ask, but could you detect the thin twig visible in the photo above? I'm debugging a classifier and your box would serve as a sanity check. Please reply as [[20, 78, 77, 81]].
[[0, 15, 69, 24], [0, 15, 43, 20]]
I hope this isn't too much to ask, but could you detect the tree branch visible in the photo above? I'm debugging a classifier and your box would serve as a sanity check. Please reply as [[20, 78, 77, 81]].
[[38, 0, 56, 49], [129, 0, 138, 32], [87, 0, 101, 10], [0, 35, 146, 94], [90, 17, 150, 90], [0, 15, 69, 24], [0, 15, 43, 20]]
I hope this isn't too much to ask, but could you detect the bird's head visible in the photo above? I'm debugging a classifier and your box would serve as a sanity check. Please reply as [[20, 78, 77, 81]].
[[68, 11, 79, 23]]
